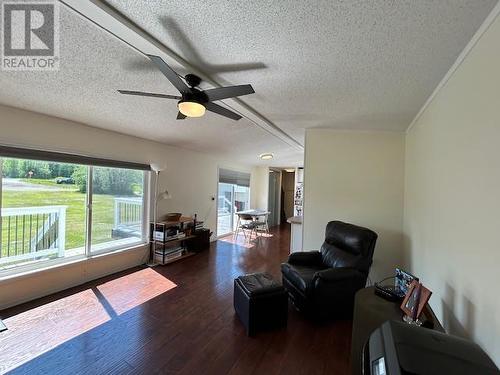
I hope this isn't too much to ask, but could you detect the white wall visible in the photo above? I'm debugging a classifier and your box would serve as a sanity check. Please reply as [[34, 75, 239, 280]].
[[302, 129, 405, 282], [0, 104, 254, 309], [404, 9, 500, 365], [250, 166, 269, 210]]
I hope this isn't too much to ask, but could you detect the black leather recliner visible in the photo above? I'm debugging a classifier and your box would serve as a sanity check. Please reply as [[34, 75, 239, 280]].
[[281, 221, 378, 319]]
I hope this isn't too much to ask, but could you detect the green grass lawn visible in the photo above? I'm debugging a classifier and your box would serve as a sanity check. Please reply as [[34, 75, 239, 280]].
[[1, 188, 118, 255]]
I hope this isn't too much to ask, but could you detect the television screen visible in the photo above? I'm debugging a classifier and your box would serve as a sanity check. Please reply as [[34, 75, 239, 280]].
[[372, 357, 386, 375]]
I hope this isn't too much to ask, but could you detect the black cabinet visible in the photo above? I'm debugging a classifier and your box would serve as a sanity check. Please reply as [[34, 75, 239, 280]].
[[351, 286, 443, 375]]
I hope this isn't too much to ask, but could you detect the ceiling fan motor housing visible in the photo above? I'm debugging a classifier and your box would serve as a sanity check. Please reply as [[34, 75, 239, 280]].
[[180, 89, 209, 105], [185, 73, 202, 88]]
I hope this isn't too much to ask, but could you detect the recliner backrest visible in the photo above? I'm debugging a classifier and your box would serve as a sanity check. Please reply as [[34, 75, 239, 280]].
[[320, 221, 378, 274]]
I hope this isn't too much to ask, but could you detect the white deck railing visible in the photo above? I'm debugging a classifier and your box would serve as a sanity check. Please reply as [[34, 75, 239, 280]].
[[114, 197, 142, 229], [0, 205, 67, 265]]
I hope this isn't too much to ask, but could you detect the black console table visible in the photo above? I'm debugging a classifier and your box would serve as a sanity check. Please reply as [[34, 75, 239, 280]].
[[350, 286, 444, 375]]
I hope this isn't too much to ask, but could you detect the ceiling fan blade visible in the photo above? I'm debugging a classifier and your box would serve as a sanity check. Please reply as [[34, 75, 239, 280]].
[[205, 84, 255, 101], [177, 111, 187, 120], [205, 102, 242, 121], [118, 90, 181, 100], [147, 54, 190, 94]]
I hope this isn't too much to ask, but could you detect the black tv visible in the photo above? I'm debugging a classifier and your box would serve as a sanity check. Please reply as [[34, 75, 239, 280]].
[[365, 320, 498, 375]]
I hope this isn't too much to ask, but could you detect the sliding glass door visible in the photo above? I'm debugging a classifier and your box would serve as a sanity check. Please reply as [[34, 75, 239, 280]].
[[217, 169, 250, 237], [217, 183, 234, 236]]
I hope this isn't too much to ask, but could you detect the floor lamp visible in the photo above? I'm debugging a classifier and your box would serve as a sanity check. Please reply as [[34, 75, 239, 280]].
[[149, 164, 171, 267]]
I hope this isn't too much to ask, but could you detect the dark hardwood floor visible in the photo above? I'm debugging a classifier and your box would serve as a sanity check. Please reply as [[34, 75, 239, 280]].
[[0, 225, 352, 375]]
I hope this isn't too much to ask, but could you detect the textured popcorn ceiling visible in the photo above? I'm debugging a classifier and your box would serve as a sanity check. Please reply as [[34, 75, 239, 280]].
[[0, 0, 497, 166]]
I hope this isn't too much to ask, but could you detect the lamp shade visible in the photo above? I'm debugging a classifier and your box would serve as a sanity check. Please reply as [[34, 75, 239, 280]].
[[151, 163, 166, 172]]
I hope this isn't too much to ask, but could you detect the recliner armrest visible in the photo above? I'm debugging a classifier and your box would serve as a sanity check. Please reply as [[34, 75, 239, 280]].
[[313, 268, 367, 297], [313, 267, 365, 282], [287, 251, 322, 266]]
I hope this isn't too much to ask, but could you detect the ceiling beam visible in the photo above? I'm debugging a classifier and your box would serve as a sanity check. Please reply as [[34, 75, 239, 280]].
[[59, 0, 304, 151]]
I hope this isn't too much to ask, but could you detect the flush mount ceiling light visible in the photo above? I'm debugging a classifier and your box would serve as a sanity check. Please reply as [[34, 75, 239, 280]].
[[259, 153, 274, 160], [178, 100, 205, 117]]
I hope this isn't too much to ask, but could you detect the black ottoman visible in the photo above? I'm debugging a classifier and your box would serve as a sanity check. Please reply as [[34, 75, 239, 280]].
[[234, 272, 288, 336]]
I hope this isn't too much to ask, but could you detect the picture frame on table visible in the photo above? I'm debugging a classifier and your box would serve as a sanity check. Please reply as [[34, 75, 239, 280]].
[[400, 280, 432, 320]]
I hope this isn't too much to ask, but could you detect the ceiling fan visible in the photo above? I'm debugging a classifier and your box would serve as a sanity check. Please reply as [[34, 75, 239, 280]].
[[118, 55, 255, 120]]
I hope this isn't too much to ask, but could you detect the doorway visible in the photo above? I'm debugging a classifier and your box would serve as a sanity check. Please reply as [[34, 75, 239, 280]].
[[267, 169, 297, 227], [282, 170, 295, 220]]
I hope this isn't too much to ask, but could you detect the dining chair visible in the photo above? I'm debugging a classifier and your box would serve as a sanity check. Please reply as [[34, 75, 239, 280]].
[[254, 212, 270, 237], [234, 214, 257, 240]]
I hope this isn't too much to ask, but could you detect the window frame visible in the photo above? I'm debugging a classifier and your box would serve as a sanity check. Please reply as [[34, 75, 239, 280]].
[[87, 167, 149, 257], [0, 149, 151, 278]]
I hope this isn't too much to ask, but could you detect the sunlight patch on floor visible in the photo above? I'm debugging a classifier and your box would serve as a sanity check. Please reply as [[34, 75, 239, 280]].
[[0, 268, 177, 373], [96, 267, 177, 315], [0, 289, 111, 374], [219, 232, 274, 249]]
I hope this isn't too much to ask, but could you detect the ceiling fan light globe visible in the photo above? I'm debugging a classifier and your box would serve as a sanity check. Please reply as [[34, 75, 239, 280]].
[[178, 101, 206, 117]]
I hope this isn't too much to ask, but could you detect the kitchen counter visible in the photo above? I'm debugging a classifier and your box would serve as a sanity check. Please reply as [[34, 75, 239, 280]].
[[286, 216, 303, 225], [287, 216, 303, 253]]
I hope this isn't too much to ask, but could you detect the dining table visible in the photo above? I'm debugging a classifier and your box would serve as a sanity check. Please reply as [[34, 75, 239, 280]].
[[234, 209, 270, 239], [236, 209, 269, 218]]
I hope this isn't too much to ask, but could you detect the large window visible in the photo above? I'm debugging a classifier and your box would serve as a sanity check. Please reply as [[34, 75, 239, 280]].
[[217, 169, 250, 237], [0, 151, 148, 274], [91, 166, 144, 253]]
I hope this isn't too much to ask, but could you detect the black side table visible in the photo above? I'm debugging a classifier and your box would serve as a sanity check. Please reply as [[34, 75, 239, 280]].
[[350, 286, 443, 375]]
